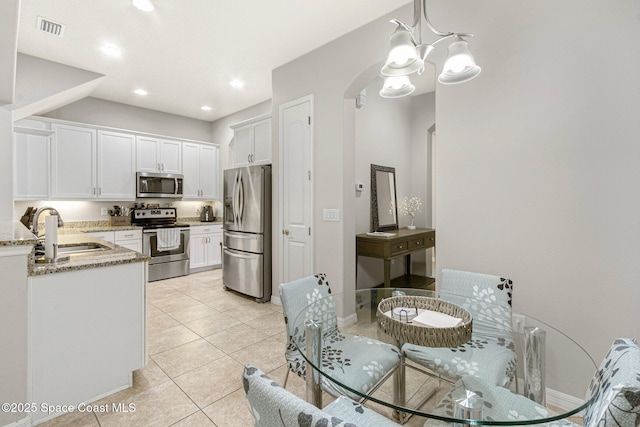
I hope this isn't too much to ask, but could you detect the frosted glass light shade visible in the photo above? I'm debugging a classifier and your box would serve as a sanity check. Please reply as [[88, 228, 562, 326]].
[[438, 38, 481, 84], [381, 29, 423, 77], [379, 76, 415, 98]]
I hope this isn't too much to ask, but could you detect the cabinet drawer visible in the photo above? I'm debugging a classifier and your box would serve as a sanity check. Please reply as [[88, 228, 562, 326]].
[[114, 229, 142, 241], [390, 241, 409, 255], [408, 237, 427, 250], [191, 224, 222, 235]]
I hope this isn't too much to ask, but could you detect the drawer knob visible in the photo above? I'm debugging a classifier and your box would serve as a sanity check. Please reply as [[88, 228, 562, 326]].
[[398, 245, 403, 249], [416, 241, 421, 245]]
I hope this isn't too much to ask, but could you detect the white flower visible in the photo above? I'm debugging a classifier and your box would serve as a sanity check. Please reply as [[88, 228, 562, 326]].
[[398, 196, 422, 218]]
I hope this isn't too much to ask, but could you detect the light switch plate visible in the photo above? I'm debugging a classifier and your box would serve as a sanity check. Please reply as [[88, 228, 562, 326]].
[[100, 208, 108, 216], [322, 209, 340, 221]]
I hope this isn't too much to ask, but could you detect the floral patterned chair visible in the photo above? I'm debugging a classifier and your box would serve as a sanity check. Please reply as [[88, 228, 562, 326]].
[[279, 273, 401, 400], [242, 364, 401, 427], [425, 338, 640, 427], [402, 269, 517, 386]]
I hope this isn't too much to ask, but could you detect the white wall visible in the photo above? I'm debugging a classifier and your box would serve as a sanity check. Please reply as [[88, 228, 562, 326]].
[[42, 97, 212, 142], [0, 109, 13, 219], [431, 0, 640, 373]]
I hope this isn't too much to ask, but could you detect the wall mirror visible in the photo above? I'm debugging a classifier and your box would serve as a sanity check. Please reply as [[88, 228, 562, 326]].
[[371, 164, 398, 231]]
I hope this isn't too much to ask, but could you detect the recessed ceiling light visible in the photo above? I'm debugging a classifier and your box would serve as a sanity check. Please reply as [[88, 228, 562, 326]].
[[230, 79, 244, 89], [101, 43, 121, 57], [134, 89, 148, 96], [201, 105, 212, 111], [132, 0, 154, 12]]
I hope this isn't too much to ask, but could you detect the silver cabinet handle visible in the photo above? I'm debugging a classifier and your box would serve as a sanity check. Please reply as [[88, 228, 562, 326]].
[[157, 163, 160, 171], [162, 163, 165, 171], [98, 187, 102, 196], [283, 229, 290, 235], [93, 187, 96, 195]]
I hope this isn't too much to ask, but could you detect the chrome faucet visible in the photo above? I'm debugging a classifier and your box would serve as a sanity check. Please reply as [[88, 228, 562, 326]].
[[31, 207, 64, 237]]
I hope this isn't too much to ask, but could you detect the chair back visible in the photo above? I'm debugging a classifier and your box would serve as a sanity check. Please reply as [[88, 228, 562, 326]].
[[583, 338, 640, 427], [440, 269, 513, 336], [279, 273, 337, 358], [242, 364, 345, 427]]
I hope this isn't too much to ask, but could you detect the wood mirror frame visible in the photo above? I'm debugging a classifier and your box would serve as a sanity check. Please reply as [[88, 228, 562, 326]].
[[371, 164, 398, 231]]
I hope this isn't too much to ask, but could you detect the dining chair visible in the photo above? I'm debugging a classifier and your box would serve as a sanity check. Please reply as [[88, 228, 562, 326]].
[[402, 269, 517, 387], [242, 364, 402, 427], [279, 273, 401, 400], [424, 338, 640, 426]]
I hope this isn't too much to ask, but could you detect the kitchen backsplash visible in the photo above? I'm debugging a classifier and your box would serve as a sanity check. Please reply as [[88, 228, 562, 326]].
[[14, 200, 222, 223]]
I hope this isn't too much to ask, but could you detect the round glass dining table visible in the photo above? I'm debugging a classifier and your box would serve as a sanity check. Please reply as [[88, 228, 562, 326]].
[[292, 288, 598, 425]]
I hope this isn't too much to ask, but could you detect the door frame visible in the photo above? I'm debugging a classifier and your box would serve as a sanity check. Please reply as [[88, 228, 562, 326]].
[[278, 94, 315, 290]]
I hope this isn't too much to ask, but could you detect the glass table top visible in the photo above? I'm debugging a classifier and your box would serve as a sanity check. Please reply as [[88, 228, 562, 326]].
[[292, 288, 598, 425]]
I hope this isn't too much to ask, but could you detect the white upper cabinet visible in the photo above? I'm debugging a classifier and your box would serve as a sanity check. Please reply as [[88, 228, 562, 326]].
[[136, 136, 182, 174], [97, 130, 136, 200], [51, 123, 97, 199], [14, 119, 52, 200], [231, 115, 271, 167], [182, 142, 219, 200], [51, 124, 136, 200]]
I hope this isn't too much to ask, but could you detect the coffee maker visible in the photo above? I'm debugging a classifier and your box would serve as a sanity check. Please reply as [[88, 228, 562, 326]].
[[200, 205, 214, 222]]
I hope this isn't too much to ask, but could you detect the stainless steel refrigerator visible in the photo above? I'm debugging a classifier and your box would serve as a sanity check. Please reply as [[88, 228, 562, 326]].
[[222, 165, 272, 303]]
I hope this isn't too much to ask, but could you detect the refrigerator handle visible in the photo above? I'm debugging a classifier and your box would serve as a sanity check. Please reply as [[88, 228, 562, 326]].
[[232, 170, 239, 223], [224, 248, 257, 259], [238, 173, 244, 223]]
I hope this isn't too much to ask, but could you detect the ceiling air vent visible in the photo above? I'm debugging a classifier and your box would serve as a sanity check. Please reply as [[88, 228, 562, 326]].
[[37, 16, 66, 37]]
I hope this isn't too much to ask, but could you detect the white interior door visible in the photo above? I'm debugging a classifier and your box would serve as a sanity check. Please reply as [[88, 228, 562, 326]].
[[280, 95, 314, 284]]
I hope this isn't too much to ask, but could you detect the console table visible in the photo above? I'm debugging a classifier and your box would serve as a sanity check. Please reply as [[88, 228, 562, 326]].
[[356, 228, 435, 289]]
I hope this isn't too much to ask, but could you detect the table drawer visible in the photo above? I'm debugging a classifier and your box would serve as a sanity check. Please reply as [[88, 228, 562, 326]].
[[390, 241, 409, 255]]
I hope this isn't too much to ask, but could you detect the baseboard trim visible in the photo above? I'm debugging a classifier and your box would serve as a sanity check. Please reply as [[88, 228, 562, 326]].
[[270, 294, 282, 306], [338, 313, 357, 328], [2, 415, 30, 427], [547, 387, 585, 413]]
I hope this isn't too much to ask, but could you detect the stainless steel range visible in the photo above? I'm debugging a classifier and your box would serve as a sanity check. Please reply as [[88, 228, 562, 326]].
[[132, 207, 190, 282]]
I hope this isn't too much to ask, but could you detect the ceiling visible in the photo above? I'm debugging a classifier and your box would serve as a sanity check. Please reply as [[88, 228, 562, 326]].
[[17, 0, 412, 122]]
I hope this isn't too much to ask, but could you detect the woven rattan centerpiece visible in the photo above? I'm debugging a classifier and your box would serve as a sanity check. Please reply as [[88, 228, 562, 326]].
[[377, 296, 472, 347]]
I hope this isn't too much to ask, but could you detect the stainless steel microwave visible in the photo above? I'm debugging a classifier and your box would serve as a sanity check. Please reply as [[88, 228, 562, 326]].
[[136, 172, 183, 198]]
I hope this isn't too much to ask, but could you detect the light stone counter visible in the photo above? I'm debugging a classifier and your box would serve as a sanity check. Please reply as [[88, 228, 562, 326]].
[[29, 233, 148, 276], [0, 221, 39, 246]]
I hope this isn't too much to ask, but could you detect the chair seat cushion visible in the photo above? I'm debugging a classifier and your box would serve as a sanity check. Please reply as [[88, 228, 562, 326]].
[[424, 375, 578, 427], [325, 396, 401, 427], [287, 328, 400, 399], [403, 334, 517, 386]]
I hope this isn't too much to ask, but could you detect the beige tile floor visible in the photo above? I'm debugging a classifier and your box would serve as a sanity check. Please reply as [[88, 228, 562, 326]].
[[40, 270, 434, 427]]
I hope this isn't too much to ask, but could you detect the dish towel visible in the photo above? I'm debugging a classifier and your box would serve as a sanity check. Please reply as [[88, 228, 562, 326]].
[[156, 228, 180, 251]]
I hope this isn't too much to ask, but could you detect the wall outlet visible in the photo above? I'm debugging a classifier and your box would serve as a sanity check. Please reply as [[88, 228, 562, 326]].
[[100, 208, 108, 216], [512, 313, 526, 334], [195, 208, 200, 214]]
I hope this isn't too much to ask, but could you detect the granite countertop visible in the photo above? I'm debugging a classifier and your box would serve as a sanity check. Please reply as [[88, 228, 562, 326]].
[[0, 221, 39, 246], [29, 233, 149, 276], [179, 220, 223, 227]]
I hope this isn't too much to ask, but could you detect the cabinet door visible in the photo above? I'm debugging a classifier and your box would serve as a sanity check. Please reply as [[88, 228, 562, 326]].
[[136, 136, 160, 172], [14, 131, 50, 200], [234, 126, 253, 167], [98, 131, 136, 200], [182, 143, 200, 198], [252, 119, 272, 165], [189, 235, 207, 270], [209, 232, 222, 266], [199, 145, 218, 200], [51, 124, 97, 199], [159, 139, 182, 174]]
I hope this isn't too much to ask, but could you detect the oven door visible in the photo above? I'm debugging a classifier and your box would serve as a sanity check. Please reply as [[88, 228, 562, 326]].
[[143, 228, 190, 264]]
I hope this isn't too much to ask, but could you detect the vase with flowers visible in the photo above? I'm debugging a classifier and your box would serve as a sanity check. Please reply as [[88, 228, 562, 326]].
[[398, 196, 422, 229]]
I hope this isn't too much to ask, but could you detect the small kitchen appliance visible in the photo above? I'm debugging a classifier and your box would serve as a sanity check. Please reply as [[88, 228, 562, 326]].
[[200, 205, 215, 222]]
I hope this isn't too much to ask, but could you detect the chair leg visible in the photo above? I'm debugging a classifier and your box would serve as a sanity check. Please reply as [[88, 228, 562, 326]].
[[283, 368, 290, 388]]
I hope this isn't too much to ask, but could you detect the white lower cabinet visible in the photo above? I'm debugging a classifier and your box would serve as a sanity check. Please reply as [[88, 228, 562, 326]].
[[115, 229, 143, 253], [86, 230, 142, 253], [190, 224, 222, 272]]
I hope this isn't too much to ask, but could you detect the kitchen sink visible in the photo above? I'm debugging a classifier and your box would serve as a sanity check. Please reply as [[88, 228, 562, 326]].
[[57, 242, 110, 255]]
